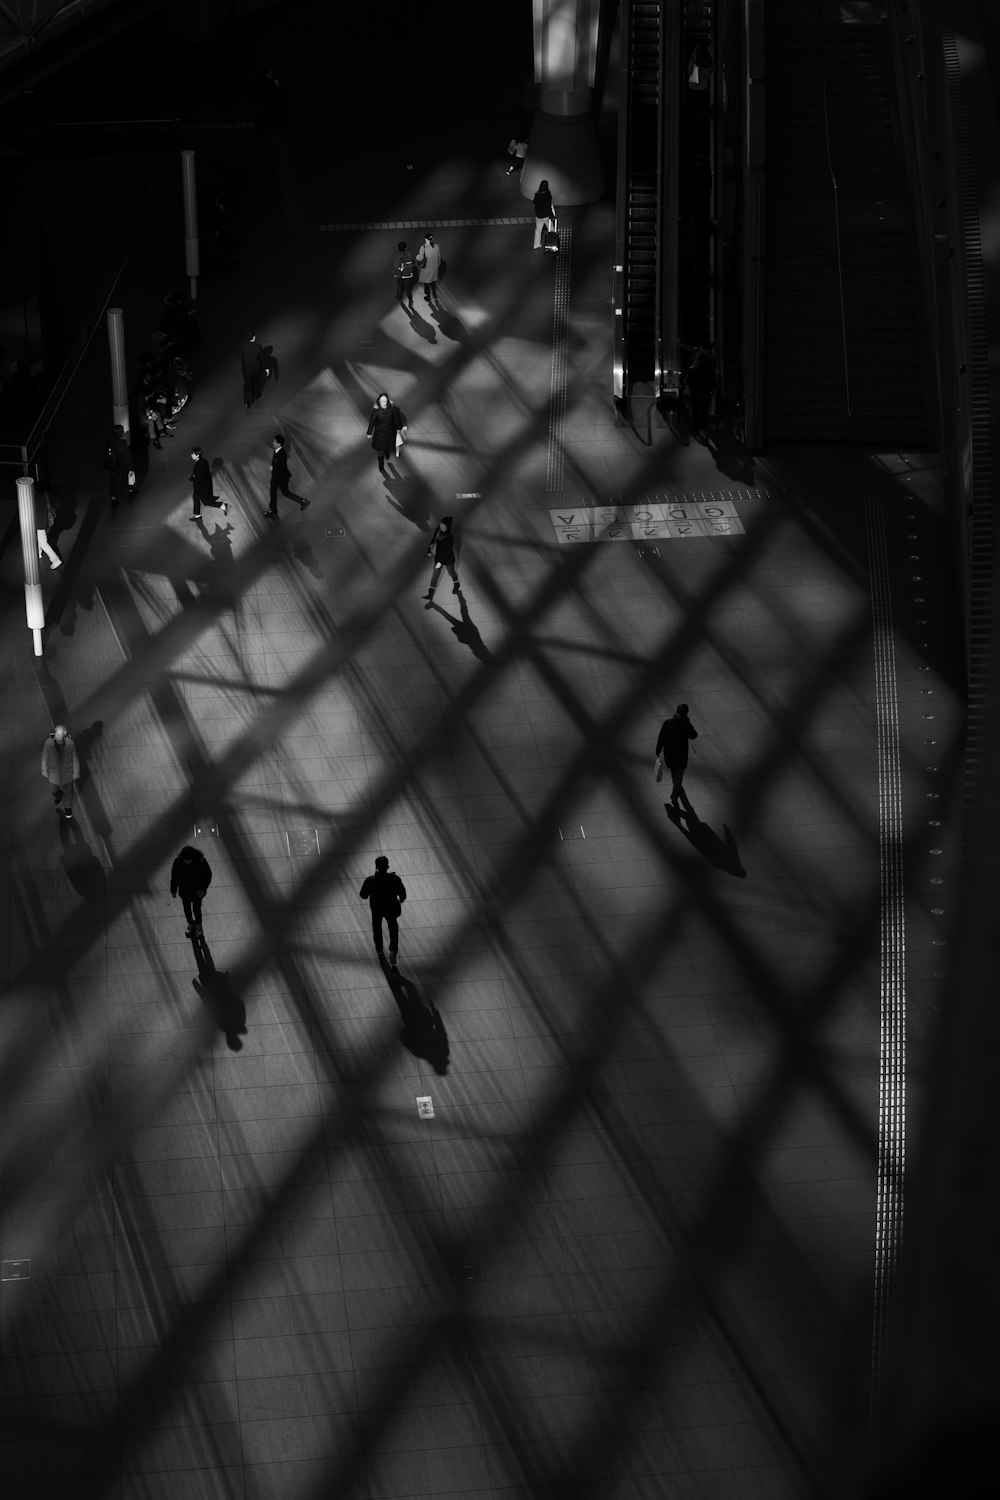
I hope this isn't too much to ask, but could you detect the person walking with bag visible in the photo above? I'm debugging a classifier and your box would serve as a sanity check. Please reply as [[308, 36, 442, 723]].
[[359, 855, 407, 969], [41, 725, 79, 819], [424, 517, 459, 602], [366, 393, 407, 476], [416, 232, 442, 306], [655, 704, 698, 806], [170, 845, 213, 937], [394, 241, 416, 309], [189, 447, 229, 523], [532, 179, 557, 249]]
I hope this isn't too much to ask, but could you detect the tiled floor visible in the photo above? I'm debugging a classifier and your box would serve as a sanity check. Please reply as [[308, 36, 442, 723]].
[[0, 82, 964, 1500]]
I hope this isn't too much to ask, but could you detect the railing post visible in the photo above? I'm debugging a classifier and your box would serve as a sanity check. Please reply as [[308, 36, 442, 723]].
[[182, 150, 200, 302]]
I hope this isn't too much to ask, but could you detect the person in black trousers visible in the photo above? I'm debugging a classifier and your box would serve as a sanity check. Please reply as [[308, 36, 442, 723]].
[[239, 330, 268, 408], [655, 704, 698, 805], [265, 434, 309, 518], [359, 856, 407, 968], [170, 845, 213, 936], [107, 425, 134, 506], [424, 517, 459, 601], [366, 393, 407, 475], [189, 447, 228, 522]]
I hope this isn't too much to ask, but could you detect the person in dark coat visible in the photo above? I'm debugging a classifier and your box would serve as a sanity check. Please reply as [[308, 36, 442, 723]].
[[359, 855, 407, 967], [170, 845, 213, 936], [41, 725, 79, 817], [189, 447, 228, 522], [265, 433, 309, 518], [366, 393, 407, 475], [532, 180, 556, 248], [394, 241, 416, 308], [424, 517, 459, 601], [107, 425, 134, 506], [655, 704, 698, 805], [683, 349, 717, 435], [238, 330, 267, 408]]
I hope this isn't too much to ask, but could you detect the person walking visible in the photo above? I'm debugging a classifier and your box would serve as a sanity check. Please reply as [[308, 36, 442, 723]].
[[683, 349, 716, 435], [506, 138, 527, 176], [189, 447, 229, 522], [655, 704, 698, 805], [424, 517, 459, 601], [107, 424, 134, 506], [394, 241, 416, 309], [532, 179, 557, 249], [415, 232, 442, 306], [238, 330, 268, 409], [41, 725, 79, 818], [170, 845, 213, 937], [265, 433, 309, 517], [366, 393, 407, 476], [359, 855, 407, 968], [34, 486, 62, 570]]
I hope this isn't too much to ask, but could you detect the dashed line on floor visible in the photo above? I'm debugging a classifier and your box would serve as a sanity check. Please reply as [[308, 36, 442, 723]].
[[319, 217, 535, 231], [546, 226, 572, 492]]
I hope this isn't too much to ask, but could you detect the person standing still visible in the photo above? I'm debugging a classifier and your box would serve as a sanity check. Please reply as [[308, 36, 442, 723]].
[[366, 393, 407, 476], [394, 241, 416, 309], [416, 233, 442, 306], [189, 447, 229, 522], [532, 179, 557, 249], [170, 845, 213, 936], [359, 856, 407, 968], [265, 433, 309, 517], [239, 330, 268, 409], [41, 725, 79, 819], [107, 424, 134, 506], [424, 517, 459, 601], [656, 704, 698, 805]]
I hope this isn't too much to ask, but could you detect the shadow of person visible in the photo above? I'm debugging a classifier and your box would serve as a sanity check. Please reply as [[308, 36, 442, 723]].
[[73, 720, 104, 786], [428, 590, 493, 660], [383, 473, 431, 531], [706, 423, 756, 485], [431, 306, 470, 344], [58, 817, 106, 901], [192, 938, 248, 1051], [290, 538, 324, 579], [667, 794, 746, 877], [405, 310, 438, 345], [385, 965, 450, 1074]]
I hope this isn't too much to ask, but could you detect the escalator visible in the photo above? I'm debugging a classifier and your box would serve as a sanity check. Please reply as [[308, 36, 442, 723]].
[[761, 3, 930, 446], [621, 0, 664, 390]]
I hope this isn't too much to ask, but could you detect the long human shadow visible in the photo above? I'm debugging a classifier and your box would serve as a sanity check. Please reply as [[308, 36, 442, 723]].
[[666, 791, 746, 876], [191, 932, 247, 1051], [381, 959, 450, 1074], [382, 469, 432, 531], [57, 815, 106, 901], [426, 588, 492, 660]]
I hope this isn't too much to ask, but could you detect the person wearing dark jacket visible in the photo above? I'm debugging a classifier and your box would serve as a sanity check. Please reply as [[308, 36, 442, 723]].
[[170, 845, 213, 936], [394, 242, 416, 308], [41, 725, 79, 818], [238, 330, 267, 408], [359, 856, 407, 967], [366, 393, 407, 475], [655, 704, 698, 804], [424, 516, 459, 601], [532, 180, 556, 249], [265, 433, 309, 517], [189, 447, 228, 522], [107, 425, 134, 506]]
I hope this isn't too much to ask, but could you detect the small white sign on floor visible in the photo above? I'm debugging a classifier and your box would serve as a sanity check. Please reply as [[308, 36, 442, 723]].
[[416, 1096, 435, 1119]]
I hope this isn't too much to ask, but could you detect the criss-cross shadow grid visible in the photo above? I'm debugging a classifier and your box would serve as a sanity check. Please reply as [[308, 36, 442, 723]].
[[0, 163, 965, 1500]]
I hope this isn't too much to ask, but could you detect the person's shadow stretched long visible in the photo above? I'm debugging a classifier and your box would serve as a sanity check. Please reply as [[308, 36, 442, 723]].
[[383, 961, 450, 1074], [58, 816, 106, 901], [192, 933, 247, 1050], [427, 589, 492, 660], [667, 792, 745, 877]]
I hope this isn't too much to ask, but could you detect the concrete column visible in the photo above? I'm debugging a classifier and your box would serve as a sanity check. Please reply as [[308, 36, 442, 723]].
[[107, 307, 129, 440], [182, 150, 200, 301], [16, 476, 44, 656], [522, 0, 605, 207]]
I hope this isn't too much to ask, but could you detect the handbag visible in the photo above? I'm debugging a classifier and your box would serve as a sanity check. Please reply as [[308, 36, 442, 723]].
[[654, 754, 663, 782], [544, 218, 560, 254], [395, 430, 404, 456]]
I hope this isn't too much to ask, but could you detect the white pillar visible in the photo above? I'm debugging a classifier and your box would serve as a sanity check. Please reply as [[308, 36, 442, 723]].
[[182, 150, 200, 302], [524, 0, 604, 206], [16, 476, 44, 657], [107, 307, 129, 439]]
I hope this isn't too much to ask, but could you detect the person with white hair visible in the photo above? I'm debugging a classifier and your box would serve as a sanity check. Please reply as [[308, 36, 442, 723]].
[[41, 725, 79, 819]]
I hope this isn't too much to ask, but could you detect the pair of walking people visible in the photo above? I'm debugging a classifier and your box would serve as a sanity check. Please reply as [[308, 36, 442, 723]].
[[393, 234, 442, 309]]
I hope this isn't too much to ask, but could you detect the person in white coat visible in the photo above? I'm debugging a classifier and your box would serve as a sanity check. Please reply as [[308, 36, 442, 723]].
[[416, 233, 442, 306]]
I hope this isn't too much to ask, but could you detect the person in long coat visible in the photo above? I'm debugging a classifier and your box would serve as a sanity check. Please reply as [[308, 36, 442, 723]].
[[415, 233, 442, 305], [366, 393, 407, 475], [41, 725, 79, 818], [107, 425, 134, 506], [655, 704, 698, 805], [238, 330, 267, 408], [170, 845, 213, 936]]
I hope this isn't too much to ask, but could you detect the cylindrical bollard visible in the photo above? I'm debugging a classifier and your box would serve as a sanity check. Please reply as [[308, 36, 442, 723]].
[[182, 150, 200, 301], [17, 476, 45, 657], [107, 307, 130, 439]]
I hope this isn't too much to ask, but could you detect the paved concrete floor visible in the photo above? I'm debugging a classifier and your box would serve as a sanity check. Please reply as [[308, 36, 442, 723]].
[[0, 105, 965, 1500]]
